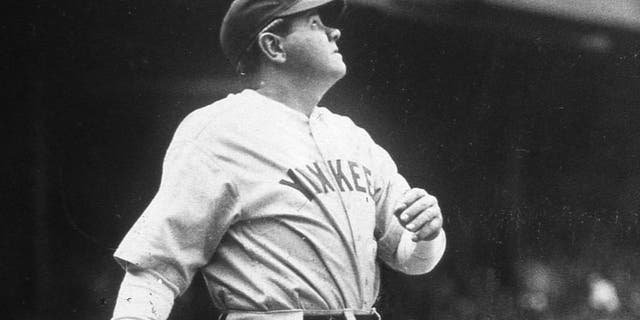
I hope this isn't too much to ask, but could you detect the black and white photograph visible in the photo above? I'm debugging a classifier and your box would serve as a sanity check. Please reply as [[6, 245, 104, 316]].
[[8, 0, 640, 319]]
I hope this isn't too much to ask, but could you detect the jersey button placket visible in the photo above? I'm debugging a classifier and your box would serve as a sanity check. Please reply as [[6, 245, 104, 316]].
[[309, 111, 367, 308]]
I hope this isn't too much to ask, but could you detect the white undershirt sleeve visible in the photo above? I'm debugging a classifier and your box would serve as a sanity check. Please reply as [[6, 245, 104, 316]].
[[111, 266, 179, 320], [394, 229, 446, 275]]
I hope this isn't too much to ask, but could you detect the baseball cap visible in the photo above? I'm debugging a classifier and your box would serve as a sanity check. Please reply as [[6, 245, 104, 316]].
[[220, 0, 346, 71]]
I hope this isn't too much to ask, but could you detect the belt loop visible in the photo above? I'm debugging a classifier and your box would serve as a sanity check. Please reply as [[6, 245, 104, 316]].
[[343, 310, 356, 320], [371, 307, 381, 320]]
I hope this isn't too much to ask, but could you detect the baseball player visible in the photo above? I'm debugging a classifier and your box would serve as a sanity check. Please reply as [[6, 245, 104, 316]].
[[111, 1, 446, 319]]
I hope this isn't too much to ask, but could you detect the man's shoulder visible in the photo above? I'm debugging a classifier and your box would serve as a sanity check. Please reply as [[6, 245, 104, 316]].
[[318, 107, 373, 139], [174, 90, 255, 140], [318, 107, 357, 128]]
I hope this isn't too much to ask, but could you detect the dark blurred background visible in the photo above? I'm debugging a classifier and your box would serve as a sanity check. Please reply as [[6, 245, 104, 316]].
[[8, 0, 640, 319]]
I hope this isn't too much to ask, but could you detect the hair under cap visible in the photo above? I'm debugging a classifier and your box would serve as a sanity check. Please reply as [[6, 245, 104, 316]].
[[220, 0, 345, 72]]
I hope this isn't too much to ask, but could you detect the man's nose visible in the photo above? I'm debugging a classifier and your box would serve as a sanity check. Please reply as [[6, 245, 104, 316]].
[[327, 27, 341, 42]]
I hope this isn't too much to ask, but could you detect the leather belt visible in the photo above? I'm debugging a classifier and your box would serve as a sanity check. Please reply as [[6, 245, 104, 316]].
[[304, 314, 379, 320], [219, 309, 381, 320]]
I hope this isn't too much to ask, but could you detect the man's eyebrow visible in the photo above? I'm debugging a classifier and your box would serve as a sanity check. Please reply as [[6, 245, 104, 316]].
[[302, 9, 319, 20]]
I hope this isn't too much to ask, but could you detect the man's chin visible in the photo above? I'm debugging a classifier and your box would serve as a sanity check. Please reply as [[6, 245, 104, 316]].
[[331, 63, 347, 80]]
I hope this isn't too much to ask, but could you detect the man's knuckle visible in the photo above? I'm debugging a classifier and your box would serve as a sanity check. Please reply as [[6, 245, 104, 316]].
[[416, 200, 429, 211]]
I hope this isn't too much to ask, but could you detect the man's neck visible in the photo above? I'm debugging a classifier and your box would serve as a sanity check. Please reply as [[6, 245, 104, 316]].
[[256, 69, 335, 117]]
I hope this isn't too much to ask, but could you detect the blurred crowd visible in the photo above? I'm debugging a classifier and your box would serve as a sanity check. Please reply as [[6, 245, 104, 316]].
[[381, 245, 640, 320]]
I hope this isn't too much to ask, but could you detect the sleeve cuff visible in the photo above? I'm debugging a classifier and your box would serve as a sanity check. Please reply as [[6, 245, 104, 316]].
[[394, 229, 447, 275], [111, 268, 177, 320]]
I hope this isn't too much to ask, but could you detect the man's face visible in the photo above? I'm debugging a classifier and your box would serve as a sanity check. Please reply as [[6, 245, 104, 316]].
[[280, 9, 346, 82]]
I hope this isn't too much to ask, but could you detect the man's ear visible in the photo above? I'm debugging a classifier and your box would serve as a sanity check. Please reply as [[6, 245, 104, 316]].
[[258, 32, 286, 64]]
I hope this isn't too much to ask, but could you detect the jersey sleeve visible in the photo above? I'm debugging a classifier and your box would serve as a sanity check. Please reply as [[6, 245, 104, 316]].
[[368, 139, 446, 274], [370, 141, 411, 267], [114, 139, 241, 294]]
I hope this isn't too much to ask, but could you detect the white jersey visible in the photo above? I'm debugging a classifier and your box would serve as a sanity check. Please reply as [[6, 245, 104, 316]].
[[114, 89, 420, 312]]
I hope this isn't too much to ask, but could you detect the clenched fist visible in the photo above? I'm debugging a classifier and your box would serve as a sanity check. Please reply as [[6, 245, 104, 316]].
[[394, 188, 443, 242]]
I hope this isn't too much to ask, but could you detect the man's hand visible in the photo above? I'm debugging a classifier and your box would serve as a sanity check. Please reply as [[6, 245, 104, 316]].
[[394, 188, 443, 242]]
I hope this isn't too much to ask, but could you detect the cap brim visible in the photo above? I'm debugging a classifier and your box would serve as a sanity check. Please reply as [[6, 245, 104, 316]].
[[279, 0, 345, 21]]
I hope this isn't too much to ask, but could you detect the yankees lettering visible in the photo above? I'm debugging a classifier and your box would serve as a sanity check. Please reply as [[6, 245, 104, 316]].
[[280, 159, 375, 200]]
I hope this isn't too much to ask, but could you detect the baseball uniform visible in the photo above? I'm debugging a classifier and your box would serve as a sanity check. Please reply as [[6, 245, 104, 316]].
[[113, 89, 445, 319]]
